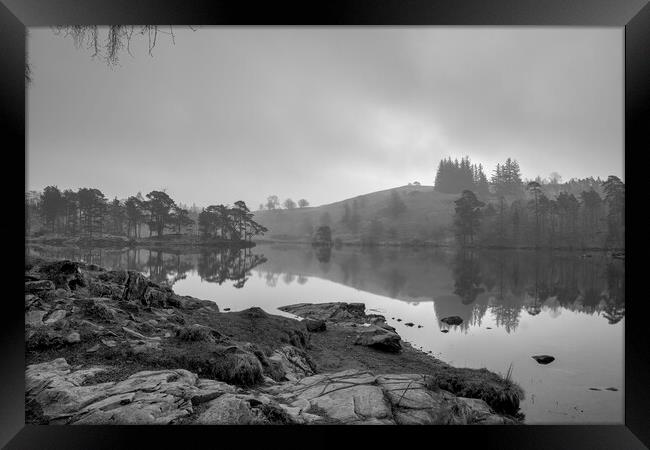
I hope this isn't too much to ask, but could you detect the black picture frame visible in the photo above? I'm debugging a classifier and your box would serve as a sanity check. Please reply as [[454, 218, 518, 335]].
[[2, 0, 647, 448]]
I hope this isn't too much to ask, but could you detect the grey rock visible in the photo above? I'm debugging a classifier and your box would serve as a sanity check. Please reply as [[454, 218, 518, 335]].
[[25, 310, 47, 327], [25, 280, 55, 292], [191, 379, 237, 405], [65, 332, 81, 344], [26, 359, 218, 424], [265, 369, 512, 425], [279, 302, 367, 323], [354, 325, 402, 353], [197, 394, 260, 424], [304, 319, 326, 332], [440, 316, 463, 326], [268, 345, 316, 381], [532, 355, 555, 365], [367, 316, 396, 332], [25, 294, 39, 309], [167, 294, 218, 311], [44, 310, 67, 325], [122, 326, 148, 340], [26, 360, 515, 426], [101, 339, 117, 348]]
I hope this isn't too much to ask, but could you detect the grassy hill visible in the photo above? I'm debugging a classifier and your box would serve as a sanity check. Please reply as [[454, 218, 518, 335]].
[[252, 185, 458, 244]]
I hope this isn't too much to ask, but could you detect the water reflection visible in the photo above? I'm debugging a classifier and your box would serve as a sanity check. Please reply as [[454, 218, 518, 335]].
[[28, 245, 266, 289], [28, 244, 624, 332], [26, 243, 624, 424], [197, 248, 267, 288], [431, 249, 625, 333], [254, 246, 625, 333]]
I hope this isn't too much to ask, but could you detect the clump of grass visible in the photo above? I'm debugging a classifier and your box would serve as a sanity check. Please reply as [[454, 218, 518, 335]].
[[504, 362, 514, 383], [243, 343, 286, 381], [439, 401, 475, 425], [80, 299, 115, 322], [129, 342, 265, 387], [26, 329, 64, 351], [88, 281, 121, 299], [209, 351, 265, 386], [25, 394, 48, 424], [97, 270, 128, 284], [36, 260, 86, 290], [256, 402, 295, 424], [424, 365, 524, 416], [175, 324, 215, 342]]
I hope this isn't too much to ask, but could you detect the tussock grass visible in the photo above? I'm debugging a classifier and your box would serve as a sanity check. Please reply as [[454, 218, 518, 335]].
[[245, 344, 286, 381], [26, 329, 61, 350], [80, 299, 115, 322], [175, 324, 215, 342], [209, 350, 264, 386], [129, 342, 265, 387], [424, 365, 524, 416], [256, 403, 295, 424], [440, 401, 478, 425]]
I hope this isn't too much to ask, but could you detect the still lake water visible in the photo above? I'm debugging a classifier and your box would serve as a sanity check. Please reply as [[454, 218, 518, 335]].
[[27, 243, 624, 424]]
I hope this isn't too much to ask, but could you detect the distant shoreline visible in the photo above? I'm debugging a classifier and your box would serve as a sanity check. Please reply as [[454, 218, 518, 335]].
[[255, 238, 623, 253], [26, 234, 624, 254], [25, 234, 256, 251]]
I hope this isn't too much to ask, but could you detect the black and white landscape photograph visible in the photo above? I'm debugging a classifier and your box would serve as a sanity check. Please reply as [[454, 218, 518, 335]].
[[25, 26, 625, 425]]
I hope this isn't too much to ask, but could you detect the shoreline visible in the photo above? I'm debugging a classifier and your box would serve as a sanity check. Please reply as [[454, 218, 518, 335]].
[[25, 257, 524, 425], [26, 234, 624, 254]]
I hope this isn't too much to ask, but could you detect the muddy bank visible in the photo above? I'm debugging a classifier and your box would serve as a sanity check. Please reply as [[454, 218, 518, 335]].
[[25, 257, 523, 425]]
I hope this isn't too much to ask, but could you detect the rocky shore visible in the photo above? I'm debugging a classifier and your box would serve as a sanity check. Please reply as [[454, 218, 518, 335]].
[[25, 258, 523, 425]]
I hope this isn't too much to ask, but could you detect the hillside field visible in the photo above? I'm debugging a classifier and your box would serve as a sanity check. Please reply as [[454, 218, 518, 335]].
[[253, 185, 458, 243]]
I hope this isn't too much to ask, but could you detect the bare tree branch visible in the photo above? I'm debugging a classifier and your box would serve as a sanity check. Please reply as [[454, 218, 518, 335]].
[[27, 26, 196, 83]]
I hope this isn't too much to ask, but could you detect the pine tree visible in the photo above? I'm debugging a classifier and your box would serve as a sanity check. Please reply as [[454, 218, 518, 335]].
[[454, 190, 485, 246], [602, 176, 625, 248]]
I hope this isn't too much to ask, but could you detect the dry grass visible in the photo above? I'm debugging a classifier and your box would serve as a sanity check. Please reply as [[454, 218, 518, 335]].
[[128, 342, 265, 387], [424, 365, 524, 416], [175, 324, 217, 342], [79, 299, 115, 322], [26, 329, 64, 351], [208, 350, 264, 386]]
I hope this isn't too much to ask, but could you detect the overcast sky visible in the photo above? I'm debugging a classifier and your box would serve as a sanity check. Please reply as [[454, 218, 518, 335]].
[[27, 27, 623, 208]]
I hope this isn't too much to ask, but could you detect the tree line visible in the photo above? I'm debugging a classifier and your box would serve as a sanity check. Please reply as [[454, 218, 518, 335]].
[[198, 202, 268, 243], [434, 156, 490, 197], [28, 186, 267, 242], [260, 195, 309, 211], [453, 175, 625, 249]]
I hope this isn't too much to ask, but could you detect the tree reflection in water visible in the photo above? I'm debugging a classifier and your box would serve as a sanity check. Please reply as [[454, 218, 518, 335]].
[[197, 247, 267, 288], [452, 250, 484, 305], [27, 244, 624, 332], [449, 250, 625, 332], [28, 245, 266, 289]]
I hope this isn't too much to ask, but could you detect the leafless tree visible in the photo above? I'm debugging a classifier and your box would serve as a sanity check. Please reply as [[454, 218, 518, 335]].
[[27, 25, 198, 82]]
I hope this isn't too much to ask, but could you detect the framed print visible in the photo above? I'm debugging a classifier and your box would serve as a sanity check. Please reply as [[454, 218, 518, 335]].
[[2, 0, 648, 448]]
